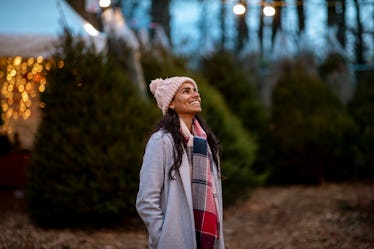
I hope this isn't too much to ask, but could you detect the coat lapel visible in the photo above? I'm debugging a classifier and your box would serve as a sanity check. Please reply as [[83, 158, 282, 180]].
[[179, 153, 193, 212]]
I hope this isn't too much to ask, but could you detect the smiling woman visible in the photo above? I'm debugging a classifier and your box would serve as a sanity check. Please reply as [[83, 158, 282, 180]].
[[136, 76, 225, 249]]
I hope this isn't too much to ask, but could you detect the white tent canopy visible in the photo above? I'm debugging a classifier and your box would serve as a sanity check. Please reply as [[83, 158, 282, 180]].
[[0, 0, 106, 57]]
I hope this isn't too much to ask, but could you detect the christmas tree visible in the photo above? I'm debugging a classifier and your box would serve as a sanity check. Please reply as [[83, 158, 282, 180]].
[[27, 32, 158, 227]]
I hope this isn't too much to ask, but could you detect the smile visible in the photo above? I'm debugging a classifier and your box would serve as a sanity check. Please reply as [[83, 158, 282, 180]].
[[190, 101, 200, 105]]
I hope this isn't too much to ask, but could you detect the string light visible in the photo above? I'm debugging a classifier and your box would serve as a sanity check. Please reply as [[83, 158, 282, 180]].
[[233, 3, 246, 15], [0, 56, 51, 127], [99, 0, 111, 8], [263, 5, 276, 16]]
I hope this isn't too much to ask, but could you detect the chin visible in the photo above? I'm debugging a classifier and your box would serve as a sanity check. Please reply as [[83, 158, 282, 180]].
[[193, 108, 202, 114]]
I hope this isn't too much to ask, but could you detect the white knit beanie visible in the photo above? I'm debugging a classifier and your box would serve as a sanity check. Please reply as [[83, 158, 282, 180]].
[[149, 76, 198, 115]]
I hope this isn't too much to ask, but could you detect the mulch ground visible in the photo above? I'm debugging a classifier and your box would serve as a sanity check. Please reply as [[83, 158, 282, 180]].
[[1, 182, 373, 249]]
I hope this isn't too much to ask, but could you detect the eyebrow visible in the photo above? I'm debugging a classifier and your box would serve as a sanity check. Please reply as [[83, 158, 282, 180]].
[[180, 86, 197, 91]]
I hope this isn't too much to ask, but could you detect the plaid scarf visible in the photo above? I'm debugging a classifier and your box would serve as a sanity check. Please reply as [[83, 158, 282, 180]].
[[180, 118, 219, 249]]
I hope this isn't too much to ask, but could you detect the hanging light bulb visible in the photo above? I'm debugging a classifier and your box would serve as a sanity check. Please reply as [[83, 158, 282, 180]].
[[233, 3, 246, 15], [263, 5, 276, 16], [99, 0, 111, 8]]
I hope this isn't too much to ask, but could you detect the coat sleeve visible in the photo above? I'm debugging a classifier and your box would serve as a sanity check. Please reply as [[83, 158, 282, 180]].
[[136, 131, 173, 248]]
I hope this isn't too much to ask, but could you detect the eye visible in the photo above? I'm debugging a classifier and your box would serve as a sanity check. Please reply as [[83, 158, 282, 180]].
[[182, 88, 190, 94]]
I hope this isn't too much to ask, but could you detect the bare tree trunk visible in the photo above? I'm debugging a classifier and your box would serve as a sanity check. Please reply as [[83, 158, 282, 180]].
[[219, 0, 227, 50], [271, 0, 282, 44], [326, 0, 346, 48], [236, 0, 249, 51], [198, 0, 209, 51], [297, 0, 305, 32], [258, 0, 265, 55], [337, 0, 346, 48], [151, 0, 171, 41], [353, 0, 364, 63], [327, 0, 335, 27]]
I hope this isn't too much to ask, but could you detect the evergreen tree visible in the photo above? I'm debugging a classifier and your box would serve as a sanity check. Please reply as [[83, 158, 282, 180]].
[[349, 71, 374, 177], [200, 51, 268, 135], [26, 32, 158, 227], [266, 60, 357, 184]]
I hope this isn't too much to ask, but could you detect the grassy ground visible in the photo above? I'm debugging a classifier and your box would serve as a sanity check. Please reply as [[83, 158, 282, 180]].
[[1, 181, 373, 249]]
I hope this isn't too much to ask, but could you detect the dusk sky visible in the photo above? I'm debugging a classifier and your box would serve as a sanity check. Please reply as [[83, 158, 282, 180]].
[[0, 0, 372, 62], [119, 0, 373, 63], [167, 0, 373, 62]]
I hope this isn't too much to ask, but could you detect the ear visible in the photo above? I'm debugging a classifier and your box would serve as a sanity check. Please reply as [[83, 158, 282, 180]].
[[169, 100, 174, 109]]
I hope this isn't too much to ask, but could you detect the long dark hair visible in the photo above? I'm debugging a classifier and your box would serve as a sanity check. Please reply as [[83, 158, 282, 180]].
[[156, 108, 220, 180]]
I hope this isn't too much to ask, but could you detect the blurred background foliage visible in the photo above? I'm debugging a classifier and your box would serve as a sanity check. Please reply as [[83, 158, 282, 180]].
[[260, 59, 357, 184], [23, 30, 374, 227], [348, 71, 374, 177]]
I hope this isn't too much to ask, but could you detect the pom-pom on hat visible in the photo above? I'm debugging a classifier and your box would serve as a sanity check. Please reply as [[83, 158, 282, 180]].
[[149, 76, 198, 115]]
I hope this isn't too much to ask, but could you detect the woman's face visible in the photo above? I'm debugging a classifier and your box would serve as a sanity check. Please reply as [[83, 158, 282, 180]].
[[170, 82, 201, 117]]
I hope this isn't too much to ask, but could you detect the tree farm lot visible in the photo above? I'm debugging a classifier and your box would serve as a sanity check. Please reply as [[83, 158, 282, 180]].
[[1, 182, 373, 249]]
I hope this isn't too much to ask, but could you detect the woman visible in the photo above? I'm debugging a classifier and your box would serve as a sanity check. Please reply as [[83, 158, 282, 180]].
[[136, 76, 225, 249]]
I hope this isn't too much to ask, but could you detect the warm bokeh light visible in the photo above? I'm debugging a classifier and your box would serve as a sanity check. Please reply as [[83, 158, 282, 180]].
[[233, 3, 246, 15], [263, 6, 276, 16], [0, 56, 50, 124], [99, 0, 111, 8]]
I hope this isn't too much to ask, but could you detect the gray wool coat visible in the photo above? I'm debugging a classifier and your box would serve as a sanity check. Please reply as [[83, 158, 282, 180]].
[[136, 130, 225, 249]]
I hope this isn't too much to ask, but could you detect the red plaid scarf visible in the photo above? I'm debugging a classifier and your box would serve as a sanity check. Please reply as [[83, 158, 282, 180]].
[[180, 118, 219, 249]]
